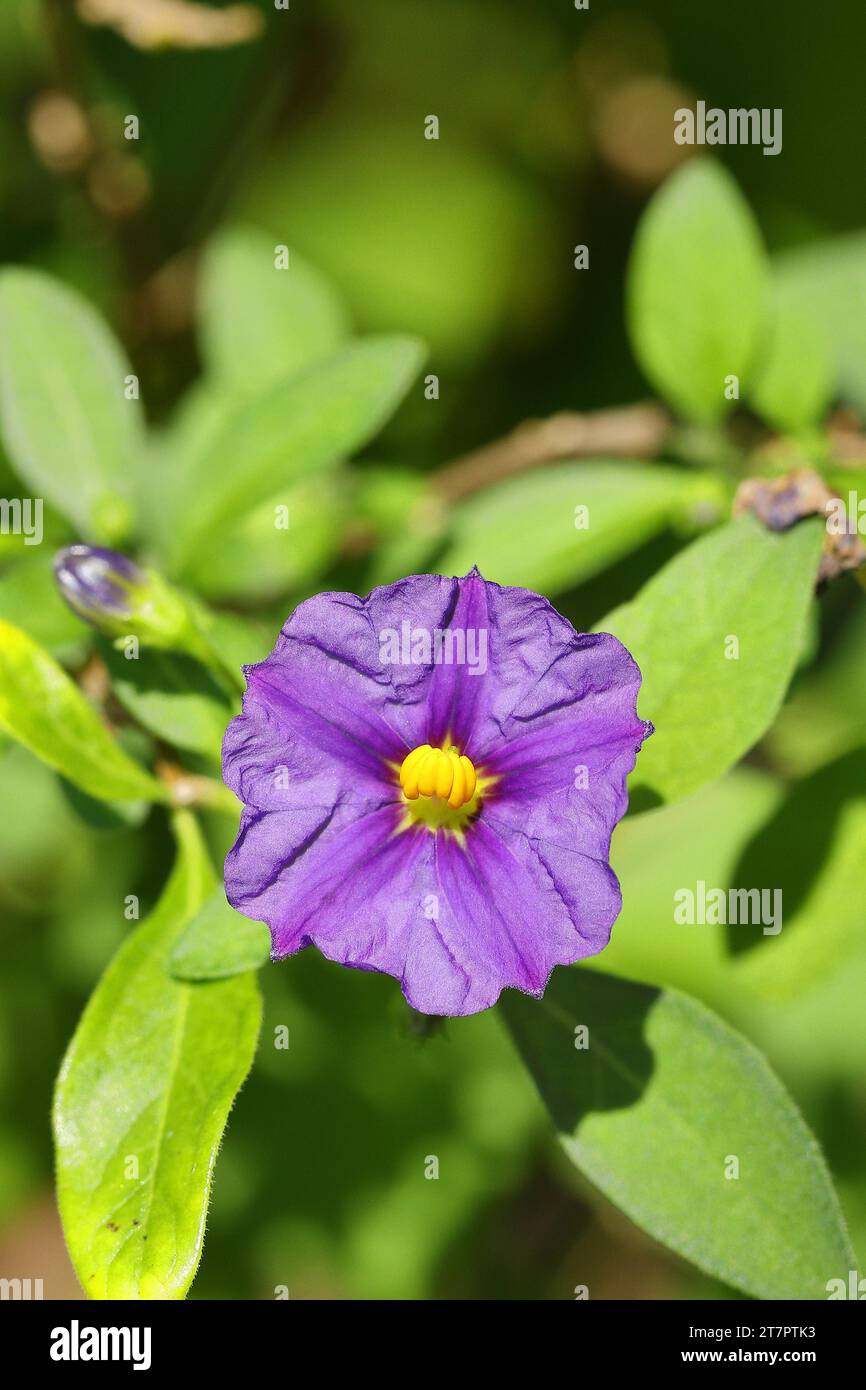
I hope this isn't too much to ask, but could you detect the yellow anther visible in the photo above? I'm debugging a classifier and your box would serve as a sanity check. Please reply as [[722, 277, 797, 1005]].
[[399, 743, 478, 811]]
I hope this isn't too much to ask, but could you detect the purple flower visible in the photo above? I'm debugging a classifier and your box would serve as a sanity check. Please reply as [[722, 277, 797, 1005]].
[[223, 570, 652, 1017]]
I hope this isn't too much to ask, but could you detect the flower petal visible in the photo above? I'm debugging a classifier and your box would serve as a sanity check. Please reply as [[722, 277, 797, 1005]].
[[475, 627, 651, 858], [223, 575, 490, 809], [225, 798, 618, 1016]]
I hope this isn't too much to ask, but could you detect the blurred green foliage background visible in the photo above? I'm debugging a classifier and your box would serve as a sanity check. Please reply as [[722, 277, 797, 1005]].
[[1, 0, 865, 1300]]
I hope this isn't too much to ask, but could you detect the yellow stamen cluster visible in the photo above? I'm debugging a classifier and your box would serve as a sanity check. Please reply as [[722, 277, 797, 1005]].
[[399, 744, 478, 810]]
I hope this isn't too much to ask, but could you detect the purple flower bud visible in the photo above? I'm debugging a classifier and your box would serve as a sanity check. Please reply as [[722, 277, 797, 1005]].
[[53, 545, 144, 632], [52, 544, 198, 655]]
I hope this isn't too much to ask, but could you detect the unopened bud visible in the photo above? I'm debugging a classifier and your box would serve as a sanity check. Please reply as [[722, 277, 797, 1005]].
[[53, 545, 192, 648]]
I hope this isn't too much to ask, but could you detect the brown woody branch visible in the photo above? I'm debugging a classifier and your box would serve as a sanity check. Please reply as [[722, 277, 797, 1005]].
[[433, 402, 670, 503]]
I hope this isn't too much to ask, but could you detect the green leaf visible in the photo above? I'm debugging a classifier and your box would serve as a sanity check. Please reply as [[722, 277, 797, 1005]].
[[772, 232, 866, 414], [0, 619, 166, 803], [501, 967, 856, 1299], [0, 553, 85, 652], [146, 387, 345, 597], [199, 226, 349, 391], [181, 474, 346, 602], [54, 812, 262, 1300], [193, 607, 274, 676], [435, 462, 697, 594], [170, 887, 271, 981], [169, 335, 425, 569], [627, 160, 767, 422], [729, 750, 866, 999], [101, 643, 234, 759], [599, 515, 823, 804], [598, 766, 782, 1005], [0, 269, 141, 540], [766, 599, 866, 776], [137, 384, 225, 558], [748, 277, 833, 431], [366, 495, 449, 588], [59, 778, 150, 832]]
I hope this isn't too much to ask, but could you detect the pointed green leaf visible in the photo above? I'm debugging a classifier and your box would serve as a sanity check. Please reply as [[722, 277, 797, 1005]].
[[749, 277, 833, 431], [54, 812, 262, 1300], [627, 160, 767, 422], [772, 231, 866, 414], [170, 887, 271, 981], [199, 226, 349, 390], [599, 515, 823, 804], [181, 473, 345, 602], [101, 643, 233, 760], [435, 462, 701, 594], [0, 619, 166, 802], [501, 968, 856, 1299], [0, 269, 141, 540], [169, 335, 425, 568]]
